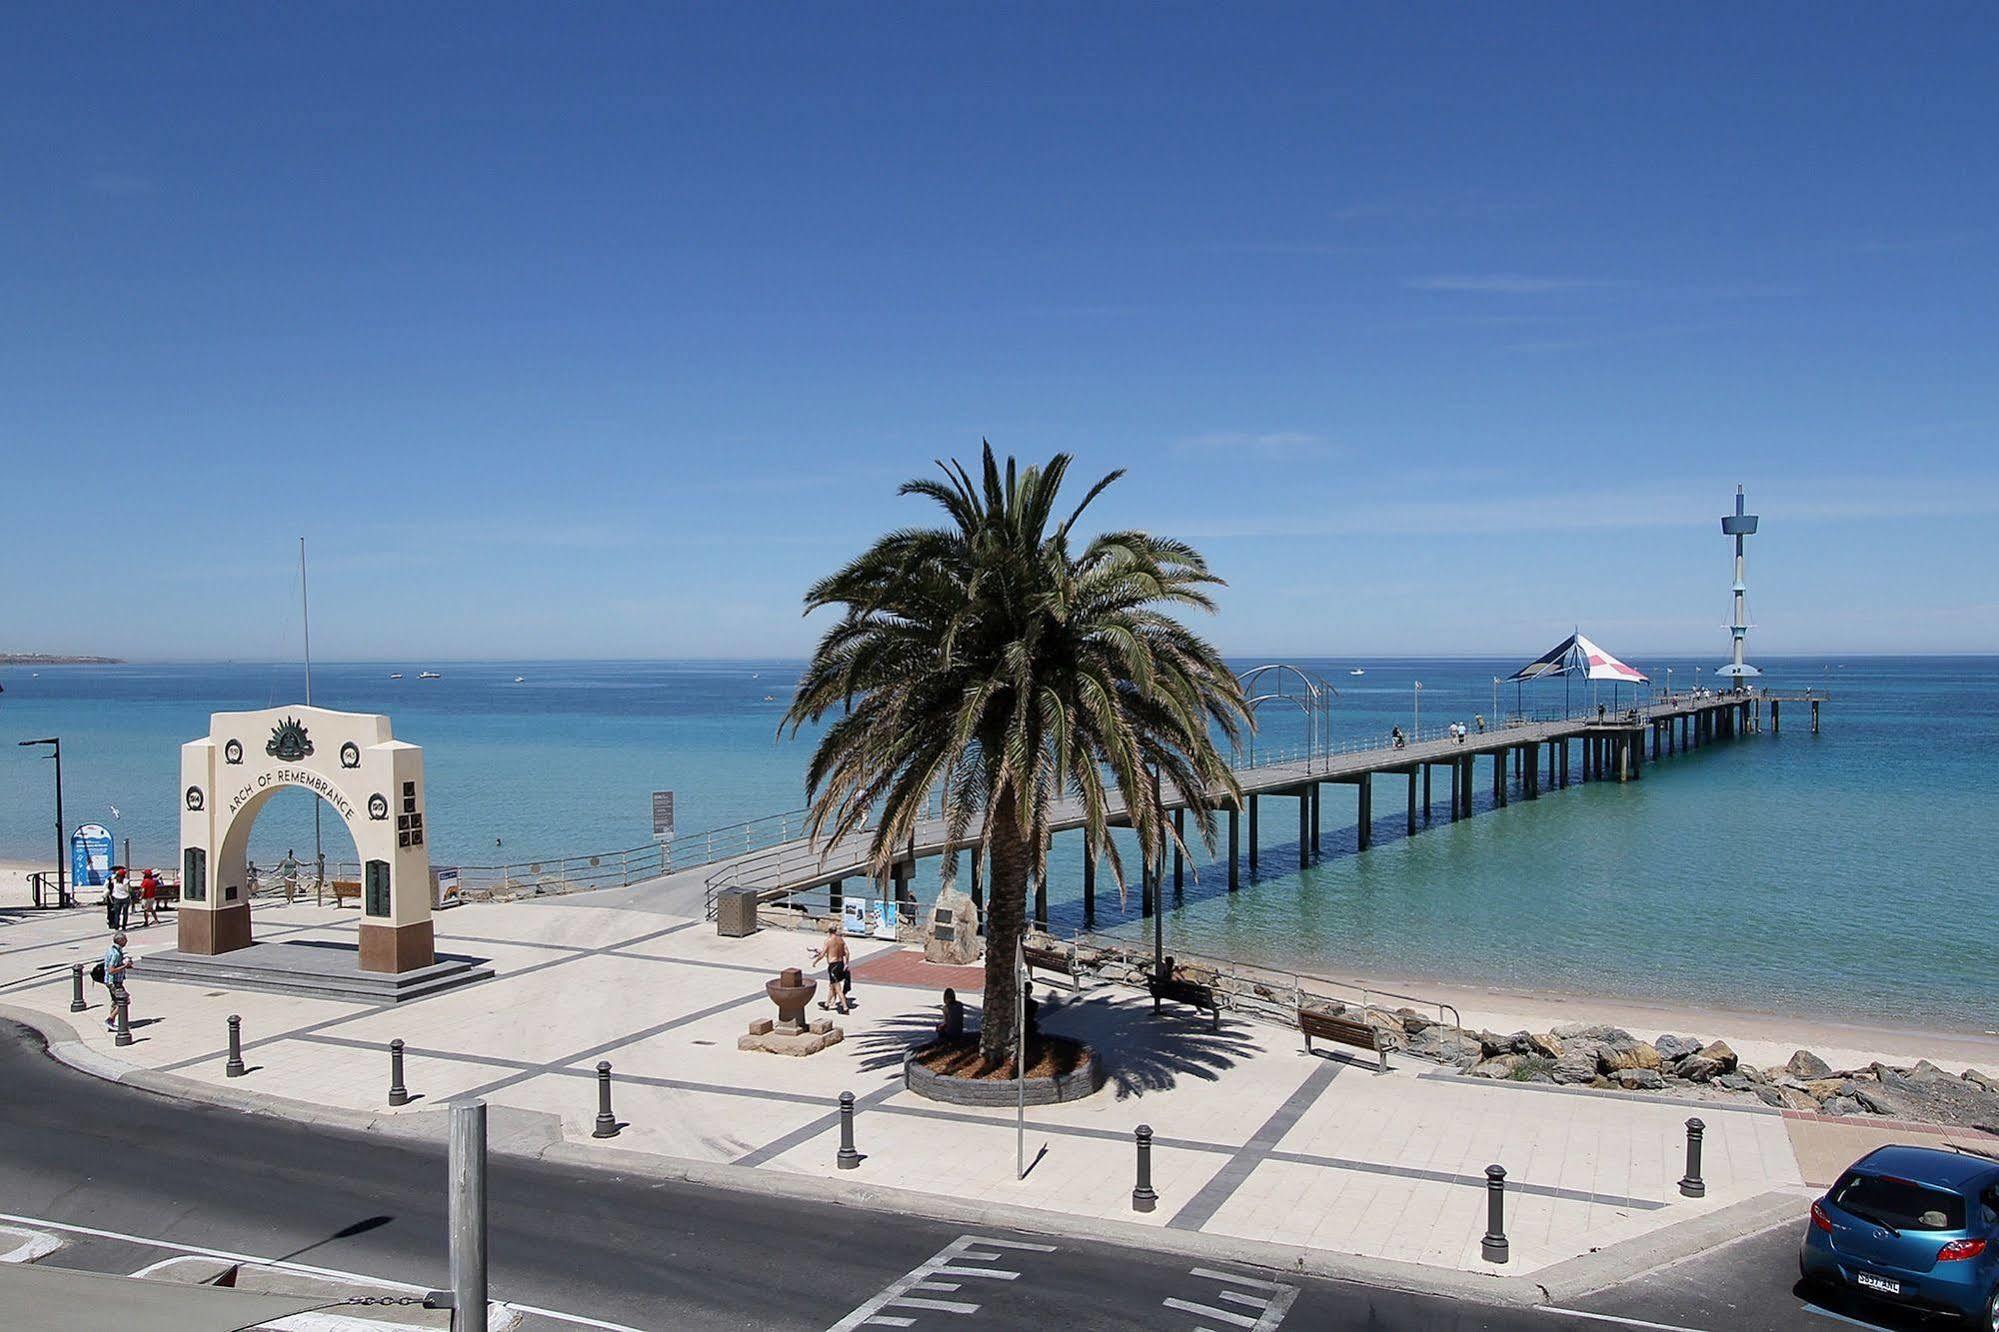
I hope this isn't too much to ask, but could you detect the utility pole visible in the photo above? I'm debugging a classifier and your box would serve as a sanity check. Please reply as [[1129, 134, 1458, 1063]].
[[18, 738, 64, 905], [301, 537, 322, 884], [449, 1100, 488, 1332]]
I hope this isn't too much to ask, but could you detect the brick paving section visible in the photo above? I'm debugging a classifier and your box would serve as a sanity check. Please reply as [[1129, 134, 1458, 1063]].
[[852, 949, 985, 993]]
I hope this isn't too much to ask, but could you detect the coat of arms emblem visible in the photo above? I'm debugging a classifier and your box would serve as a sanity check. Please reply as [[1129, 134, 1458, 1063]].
[[266, 716, 314, 761]]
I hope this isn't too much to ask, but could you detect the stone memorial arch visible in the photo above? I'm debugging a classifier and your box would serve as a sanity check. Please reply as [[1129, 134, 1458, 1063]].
[[179, 706, 435, 974]]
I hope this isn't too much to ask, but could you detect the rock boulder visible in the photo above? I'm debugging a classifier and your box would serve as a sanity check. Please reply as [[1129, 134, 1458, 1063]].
[[1785, 1050, 1833, 1081]]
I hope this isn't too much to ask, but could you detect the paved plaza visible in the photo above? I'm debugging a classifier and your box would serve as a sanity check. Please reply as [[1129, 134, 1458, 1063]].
[[0, 885, 1975, 1292]]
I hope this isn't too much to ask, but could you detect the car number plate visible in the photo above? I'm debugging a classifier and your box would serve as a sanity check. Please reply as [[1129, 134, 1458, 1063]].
[[1855, 1272, 1902, 1296]]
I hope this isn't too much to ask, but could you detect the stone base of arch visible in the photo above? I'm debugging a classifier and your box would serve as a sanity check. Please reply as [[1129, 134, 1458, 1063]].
[[360, 920, 435, 973], [179, 903, 252, 956]]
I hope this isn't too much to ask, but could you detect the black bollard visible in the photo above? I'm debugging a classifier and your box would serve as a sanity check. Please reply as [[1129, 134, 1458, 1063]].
[[113, 992, 133, 1048], [1679, 1118, 1706, 1198], [70, 963, 86, 1013], [1131, 1125, 1158, 1213], [592, 1060, 619, 1138], [1481, 1165, 1509, 1263], [837, 1090, 861, 1169], [224, 1014, 246, 1077], [389, 1039, 409, 1107]]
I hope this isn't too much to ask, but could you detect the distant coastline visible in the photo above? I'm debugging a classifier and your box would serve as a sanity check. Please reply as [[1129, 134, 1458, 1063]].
[[0, 653, 122, 665]]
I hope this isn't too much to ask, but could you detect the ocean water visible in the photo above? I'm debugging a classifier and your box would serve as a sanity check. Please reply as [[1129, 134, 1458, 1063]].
[[3, 656, 1994, 1030]]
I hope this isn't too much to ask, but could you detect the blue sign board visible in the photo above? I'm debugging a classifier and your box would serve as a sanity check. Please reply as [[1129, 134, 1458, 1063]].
[[70, 824, 114, 889]]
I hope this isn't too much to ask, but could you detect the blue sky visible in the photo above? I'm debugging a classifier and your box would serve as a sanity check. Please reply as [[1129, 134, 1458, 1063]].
[[5, 4, 1996, 660]]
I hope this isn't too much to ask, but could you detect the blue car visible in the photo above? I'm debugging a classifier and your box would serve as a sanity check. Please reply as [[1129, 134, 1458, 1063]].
[[1800, 1143, 1999, 1324]]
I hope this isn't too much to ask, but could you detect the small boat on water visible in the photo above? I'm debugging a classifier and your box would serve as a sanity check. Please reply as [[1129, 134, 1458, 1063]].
[[418, 671, 442, 680], [1349, 668, 1365, 676], [514, 676, 526, 684], [389, 673, 403, 680]]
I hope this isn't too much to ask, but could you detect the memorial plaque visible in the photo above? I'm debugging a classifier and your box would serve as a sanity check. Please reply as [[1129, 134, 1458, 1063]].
[[364, 860, 392, 917]]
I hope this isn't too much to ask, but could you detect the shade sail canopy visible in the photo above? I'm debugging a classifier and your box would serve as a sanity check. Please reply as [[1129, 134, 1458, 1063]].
[[1510, 632, 1649, 684], [0, 1261, 331, 1332]]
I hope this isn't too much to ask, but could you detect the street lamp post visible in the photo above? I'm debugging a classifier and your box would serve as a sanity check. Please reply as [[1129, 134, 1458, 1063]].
[[1413, 681, 1422, 739], [1491, 677, 1500, 725], [18, 738, 64, 907]]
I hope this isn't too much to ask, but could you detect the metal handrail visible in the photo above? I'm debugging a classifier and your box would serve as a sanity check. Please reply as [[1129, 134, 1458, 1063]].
[[1054, 928, 1465, 1034]]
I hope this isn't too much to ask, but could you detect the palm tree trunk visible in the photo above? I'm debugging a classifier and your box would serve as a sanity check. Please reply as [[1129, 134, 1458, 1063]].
[[978, 805, 1030, 1068]]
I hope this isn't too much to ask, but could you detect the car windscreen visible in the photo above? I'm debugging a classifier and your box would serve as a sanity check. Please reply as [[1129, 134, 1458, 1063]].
[[1832, 1173, 1967, 1231]]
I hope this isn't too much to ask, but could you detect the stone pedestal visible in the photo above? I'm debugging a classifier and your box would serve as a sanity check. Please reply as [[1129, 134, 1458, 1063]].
[[924, 886, 981, 965], [741, 966, 843, 1054], [739, 1017, 844, 1056]]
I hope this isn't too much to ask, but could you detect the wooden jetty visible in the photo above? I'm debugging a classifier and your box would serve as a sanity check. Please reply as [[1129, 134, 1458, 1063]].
[[705, 688, 1826, 927]]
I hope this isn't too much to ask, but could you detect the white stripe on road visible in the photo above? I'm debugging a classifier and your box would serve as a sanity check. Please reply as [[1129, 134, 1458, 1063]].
[[0, 1209, 645, 1332], [1164, 1299, 1259, 1329], [827, 1233, 1057, 1331], [0, 1224, 61, 1264], [1543, 1309, 1717, 1332], [1188, 1267, 1289, 1293], [1803, 1304, 1901, 1330], [1176, 1267, 1300, 1332]]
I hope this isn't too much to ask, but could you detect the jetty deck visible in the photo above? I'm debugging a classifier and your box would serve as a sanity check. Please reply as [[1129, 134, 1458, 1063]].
[[704, 688, 1825, 922]]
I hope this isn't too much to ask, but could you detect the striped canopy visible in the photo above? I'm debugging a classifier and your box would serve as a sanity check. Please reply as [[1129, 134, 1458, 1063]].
[[1510, 632, 1648, 684]]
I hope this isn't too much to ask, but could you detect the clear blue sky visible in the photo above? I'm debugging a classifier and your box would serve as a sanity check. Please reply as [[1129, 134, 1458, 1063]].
[[6, 4, 1996, 660]]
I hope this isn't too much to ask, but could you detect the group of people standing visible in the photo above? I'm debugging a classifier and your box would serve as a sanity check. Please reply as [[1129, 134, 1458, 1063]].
[[102, 866, 162, 931]]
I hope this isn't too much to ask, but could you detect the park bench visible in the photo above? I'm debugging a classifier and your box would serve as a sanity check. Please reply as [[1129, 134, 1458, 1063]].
[[329, 880, 362, 908], [1148, 961, 1221, 1030], [1022, 940, 1082, 994], [1299, 1005, 1389, 1073]]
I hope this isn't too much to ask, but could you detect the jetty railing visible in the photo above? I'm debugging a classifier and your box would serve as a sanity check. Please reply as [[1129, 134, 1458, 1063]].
[[322, 805, 816, 899]]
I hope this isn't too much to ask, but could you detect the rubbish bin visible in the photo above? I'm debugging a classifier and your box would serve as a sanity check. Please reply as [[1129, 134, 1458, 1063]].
[[716, 886, 759, 937]]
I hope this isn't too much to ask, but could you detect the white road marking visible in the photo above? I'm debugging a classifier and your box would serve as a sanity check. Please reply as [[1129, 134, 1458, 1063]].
[[0, 1223, 61, 1264], [1542, 1309, 1716, 1332], [827, 1233, 1057, 1331], [1803, 1304, 1900, 1330], [1169, 1267, 1300, 1332], [1188, 1267, 1287, 1293], [1165, 1298, 1260, 1328], [0, 1209, 644, 1332]]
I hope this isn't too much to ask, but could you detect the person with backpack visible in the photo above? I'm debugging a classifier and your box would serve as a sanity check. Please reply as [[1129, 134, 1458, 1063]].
[[95, 932, 134, 1033]]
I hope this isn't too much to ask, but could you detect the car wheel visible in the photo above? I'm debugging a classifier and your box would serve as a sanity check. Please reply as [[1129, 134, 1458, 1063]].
[[1985, 1284, 1999, 1332]]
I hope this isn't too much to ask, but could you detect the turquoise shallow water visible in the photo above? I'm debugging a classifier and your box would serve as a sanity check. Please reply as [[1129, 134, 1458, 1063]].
[[2, 656, 1993, 1029]]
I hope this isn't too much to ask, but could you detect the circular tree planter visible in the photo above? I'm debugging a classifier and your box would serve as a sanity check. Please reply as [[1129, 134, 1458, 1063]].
[[904, 1035, 1105, 1107]]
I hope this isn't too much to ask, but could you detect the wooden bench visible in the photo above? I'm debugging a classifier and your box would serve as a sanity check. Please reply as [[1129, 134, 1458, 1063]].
[[1299, 1006, 1389, 1073], [1022, 942, 1082, 994], [1149, 969, 1221, 1030], [329, 880, 362, 908]]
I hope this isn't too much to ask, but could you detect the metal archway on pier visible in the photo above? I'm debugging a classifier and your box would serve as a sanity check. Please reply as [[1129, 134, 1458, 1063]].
[[1236, 663, 1338, 770]]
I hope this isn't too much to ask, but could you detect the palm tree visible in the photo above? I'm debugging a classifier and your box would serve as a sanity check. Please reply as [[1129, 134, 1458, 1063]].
[[783, 444, 1248, 1067]]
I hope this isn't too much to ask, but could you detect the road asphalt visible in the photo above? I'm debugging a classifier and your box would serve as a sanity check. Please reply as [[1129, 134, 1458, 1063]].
[[0, 1018, 1942, 1331]]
